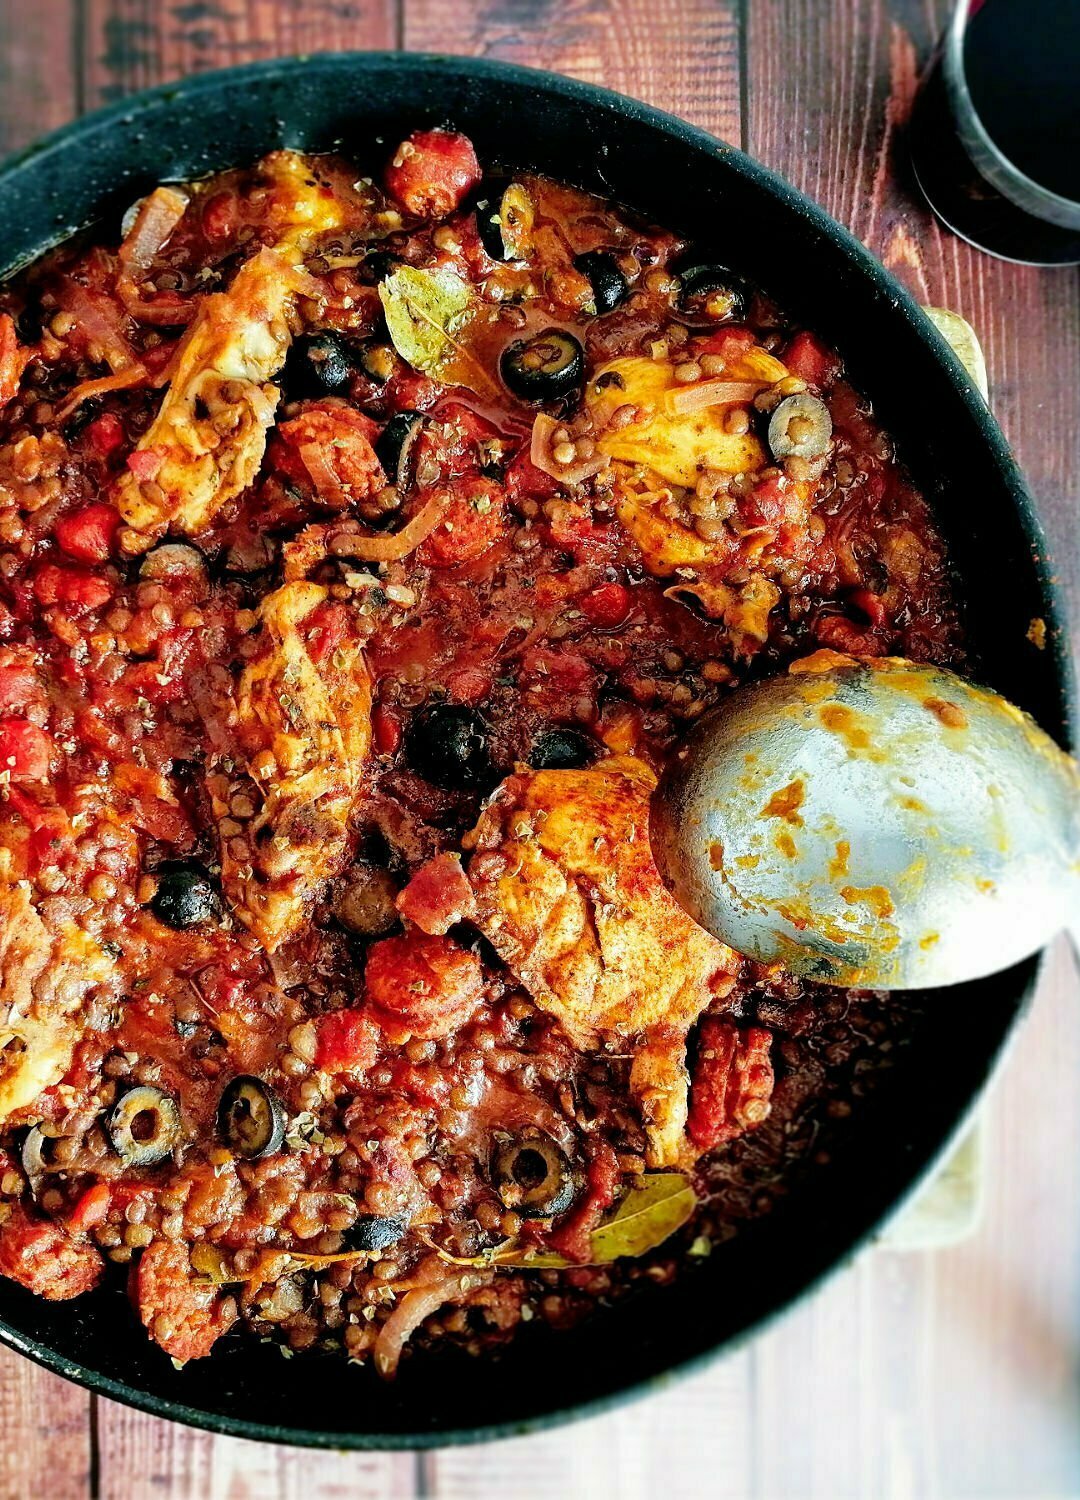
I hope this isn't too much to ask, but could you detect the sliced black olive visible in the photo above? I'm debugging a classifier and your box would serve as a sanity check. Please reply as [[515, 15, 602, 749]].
[[676, 263, 748, 322], [107, 1085, 182, 1167], [359, 342, 397, 385], [767, 393, 833, 461], [364, 249, 401, 284], [529, 728, 596, 771], [146, 861, 219, 931], [375, 411, 426, 489], [405, 703, 493, 790], [345, 1212, 409, 1253], [217, 1075, 286, 1160], [21, 1125, 58, 1183], [493, 1132, 577, 1218], [283, 332, 355, 398], [500, 329, 585, 404], [575, 251, 629, 315], [476, 182, 535, 262]]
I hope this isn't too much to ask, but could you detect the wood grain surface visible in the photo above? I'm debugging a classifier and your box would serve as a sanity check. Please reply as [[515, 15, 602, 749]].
[[0, 2, 1077, 1496]]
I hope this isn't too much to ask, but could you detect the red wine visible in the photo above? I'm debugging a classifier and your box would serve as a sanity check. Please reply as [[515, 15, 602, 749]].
[[963, 0, 1080, 202]]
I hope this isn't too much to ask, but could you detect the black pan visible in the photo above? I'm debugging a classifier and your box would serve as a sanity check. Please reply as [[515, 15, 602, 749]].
[[0, 51, 1073, 1449]]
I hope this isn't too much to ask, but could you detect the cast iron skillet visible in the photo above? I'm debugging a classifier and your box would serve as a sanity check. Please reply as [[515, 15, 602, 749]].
[[0, 52, 1073, 1449]]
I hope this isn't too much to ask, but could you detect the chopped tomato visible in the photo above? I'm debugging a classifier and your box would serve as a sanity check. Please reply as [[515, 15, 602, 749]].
[[544, 503, 613, 567], [372, 703, 402, 755], [445, 667, 493, 705], [0, 718, 53, 779], [67, 1183, 111, 1233], [84, 411, 126, 461], [314, 1007, 380, 1073], [579, 581, 632, 628], [418, 477, 506, 567], [384, 129, 481, 219], [303, 601, 349, 663], [0, 654, 41, 715], [55, 503, 120, 564], [687, 1020, 774, 1150], [545, 1141, 621, 1263], [365, 931, 484, 1040], [505, 448, 560, 504], [126, 447, 165, 481], [33, 563, 113, 613], [396, 853, 476, 935], [783, 330, 841, 388], [739, 475, 801, 528], [695, 326, 756, 360]]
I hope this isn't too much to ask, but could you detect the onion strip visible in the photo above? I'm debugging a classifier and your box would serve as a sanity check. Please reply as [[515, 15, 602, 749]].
[[667, 378, 762, 414], [373, 1260, 488, 1378], [329, 490, 452, 563]]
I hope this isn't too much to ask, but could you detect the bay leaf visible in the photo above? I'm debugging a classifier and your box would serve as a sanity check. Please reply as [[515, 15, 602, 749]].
[[379, 264, 473, 373], [425, 1171, 696, 1271]]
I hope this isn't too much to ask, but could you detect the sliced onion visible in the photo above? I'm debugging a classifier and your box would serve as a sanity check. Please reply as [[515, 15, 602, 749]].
[[373, 1260, 483, 1378], [298, 442, 351, 509], [668, 379, 762, 414], [56, 281, 141, 374], [330, 490, 452, 563], [56, 364, 149, 422], [530, 414, 606, 485], [119, 186, 189, 275]]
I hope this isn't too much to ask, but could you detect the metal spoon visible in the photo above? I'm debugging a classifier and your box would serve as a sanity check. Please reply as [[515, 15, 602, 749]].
[[650, 657, 1080, 988]]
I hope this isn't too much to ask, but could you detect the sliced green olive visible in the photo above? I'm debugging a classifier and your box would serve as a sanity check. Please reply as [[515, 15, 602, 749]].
[[107, 1085, 181, 1167], [476, 182, 535, 262], [492, 1131, 577, 1218], [767, 393, 833, 460], [217, 1076, 286, 1160], [500, 329, 585, 404]]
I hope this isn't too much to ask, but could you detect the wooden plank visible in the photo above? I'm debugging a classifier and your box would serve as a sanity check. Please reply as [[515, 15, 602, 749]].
[[95, 1396, 417, 1500], [404, 0, 741, 144], [744, 0, 1080, 659], [0, 0, 81, 155], [82, 0, 399, 108], [0, 8, 94, 1496]]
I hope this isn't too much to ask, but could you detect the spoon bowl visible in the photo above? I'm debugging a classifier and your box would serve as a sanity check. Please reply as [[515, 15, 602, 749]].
[[651, 656, 1080, 988]]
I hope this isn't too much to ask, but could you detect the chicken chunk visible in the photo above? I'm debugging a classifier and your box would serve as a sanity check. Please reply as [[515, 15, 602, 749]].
[[0, 877, 115, 1120], [465, 755, 739, 1165], [206, 582, 372, 951], [115, 152, 348, 551], [585, 342, 812, 652]]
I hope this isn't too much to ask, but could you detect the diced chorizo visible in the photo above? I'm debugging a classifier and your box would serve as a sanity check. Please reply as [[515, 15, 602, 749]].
[[133, 1239, 232, 1363], [0, 1205, 103, 1299]]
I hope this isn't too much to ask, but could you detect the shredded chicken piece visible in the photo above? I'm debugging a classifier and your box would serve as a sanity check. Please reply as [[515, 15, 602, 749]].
[[465, 755, 738, 1165], [0, 876, 114, 1120], [114, 151, 348, 551], [206, 581, 372, 951]]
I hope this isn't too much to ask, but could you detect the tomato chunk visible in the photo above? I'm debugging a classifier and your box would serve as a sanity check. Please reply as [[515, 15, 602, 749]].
[[33, 563, 113, 613], [384, 130, 481, 219], [55, 503, 120, 564], [579, 581, 632, 629], [365, 931, 484, 1040], [315, 1008, 380, 1074], [0, 718, 53, 779], [545, 1141, 621, 1263], [0, 1205, 103, 1300], [396, 853, 476, 935], [687, 1020, 774, 1150], [783, 330, 842, 388], [133, 1239, 231, 1363]]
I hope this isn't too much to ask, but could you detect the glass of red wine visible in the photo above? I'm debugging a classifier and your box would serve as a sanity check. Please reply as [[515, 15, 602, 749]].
[[909, 0, 1080, 265]]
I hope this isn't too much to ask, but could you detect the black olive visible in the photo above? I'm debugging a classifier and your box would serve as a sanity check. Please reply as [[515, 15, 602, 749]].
[[529, 728, 597, 770], [492, 1132, 577, 1218], [364, 249, 401, 284], [146, 861, 219, 931], [500, 329, 585, 404], [676, 263, 748, 322], [283, 332, 355, 398], [375, 411, 426, 489], [345, 1213, 409, 1253], [359, 342, 397, 385], [405, 703, 493, 790], [21, 1125, 57, 1183], [767, 392, 833, 461], [106, 1085, 182, 1167], [575, 251, 629, 315], [217, 1076, 286, 1160]]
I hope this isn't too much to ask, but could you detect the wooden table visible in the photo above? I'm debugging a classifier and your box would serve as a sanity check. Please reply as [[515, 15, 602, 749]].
[[1, 3, 1078, 1495]]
